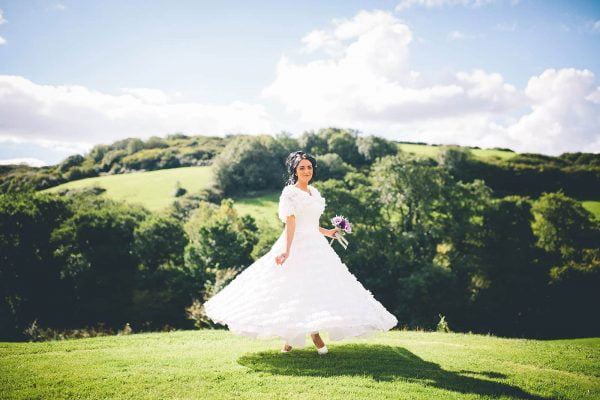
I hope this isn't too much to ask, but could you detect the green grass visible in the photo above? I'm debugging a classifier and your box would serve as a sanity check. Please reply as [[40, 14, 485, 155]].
[[397, 143, 516, 161], [39, 166, 282, 226], [41, 166, 214, 211], [233, 191, 281, 229], [1, 330, 598, 399], [582, 201, 600, 220]]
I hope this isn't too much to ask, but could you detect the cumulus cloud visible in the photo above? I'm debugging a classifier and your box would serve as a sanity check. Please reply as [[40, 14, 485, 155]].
[[262, 9, 600, 155], [504, 68, 600, 154], [0, 9, 6, 25], [0, 36, 5, 45], [0, 75, 277, 153], [0, 158, 47, 167]]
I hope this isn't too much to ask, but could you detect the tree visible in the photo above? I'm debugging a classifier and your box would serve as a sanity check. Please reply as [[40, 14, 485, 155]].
[[468, 196, 548, 337], [531, 191, 599, 255], [184, 199, 259, 271], [0, 192, 72, 340], [370, 153, 493, 329], [531, 191, 600, 337], [212, 135, 287, 196], [299, 130, 329, 155], [326, 128, 364, 166], [357, 135, 398, 163], [130, 213, 198, 330], [315, 153, 355, 181], [51, 201, 148, 328]]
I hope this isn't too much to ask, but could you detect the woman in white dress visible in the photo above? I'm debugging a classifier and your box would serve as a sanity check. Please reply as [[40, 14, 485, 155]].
[[203, 151, 398, 354]]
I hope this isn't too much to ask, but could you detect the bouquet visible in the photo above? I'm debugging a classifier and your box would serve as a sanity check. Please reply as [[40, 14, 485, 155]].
[[329, 215, 352, 250]]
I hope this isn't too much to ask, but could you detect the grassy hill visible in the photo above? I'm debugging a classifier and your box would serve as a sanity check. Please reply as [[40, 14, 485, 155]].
[[397, 143, 517, 161], [39, 144, 600, 222], [0, 330, 598, 399], [41, 165, 283, 227], [583, 200, 600, 220], [42, 166, 215, 211]]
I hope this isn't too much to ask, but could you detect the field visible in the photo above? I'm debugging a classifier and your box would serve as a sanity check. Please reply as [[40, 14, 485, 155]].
[[583, 201, 600, 220], [41, 166, 215, 211], [1, 330, 598, 399], [397, 143, 517, 161]]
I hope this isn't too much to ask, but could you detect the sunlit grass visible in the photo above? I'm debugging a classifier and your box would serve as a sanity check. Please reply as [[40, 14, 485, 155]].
[[41, 166, 214, 211], [582, 200, 600, 220], [232, 191, 281, 229], [397, 143, 517, 161], [1, 330, 598, 399]]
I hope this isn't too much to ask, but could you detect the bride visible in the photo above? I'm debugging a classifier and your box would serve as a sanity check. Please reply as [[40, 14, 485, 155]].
[[203, 150, 398, 354]]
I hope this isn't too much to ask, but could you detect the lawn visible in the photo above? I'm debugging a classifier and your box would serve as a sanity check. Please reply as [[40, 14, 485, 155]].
[[1, 330, 598, 399]]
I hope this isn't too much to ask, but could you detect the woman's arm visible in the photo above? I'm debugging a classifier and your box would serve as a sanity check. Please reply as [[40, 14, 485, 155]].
[[285, 215, 296, 253], [276, 215, 296, 265], [319, 226, 337, 238]]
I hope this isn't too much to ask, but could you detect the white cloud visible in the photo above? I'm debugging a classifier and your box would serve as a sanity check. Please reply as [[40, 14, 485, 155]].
[[504, 68, 600, 155], [395, 0, 496, 11], [301, 30, 340, 55], [590, 20, 600, 33], [0, 158, 47, 167], [447, 30, 485, 40], [262, 9, 600, 155], [55, 3, 67, 11], [494, 22, 517, 32], [121, 88, 171, 105], [0, 36, 5, 45], [0, 75, 277, 153], [448, 30, 466, 40], [0, 9, 6, 25]]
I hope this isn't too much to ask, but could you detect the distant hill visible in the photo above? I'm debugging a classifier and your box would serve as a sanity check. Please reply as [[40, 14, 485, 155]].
[[27, 132, 598, 222]]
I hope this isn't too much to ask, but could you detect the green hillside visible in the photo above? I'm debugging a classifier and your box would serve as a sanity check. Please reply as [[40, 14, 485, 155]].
[[397, 143, 517, 161], [42, 166, 214, 211], [583, 200, 600, 220], [1, 330, 598, 399], [41, 165, 283, 225]]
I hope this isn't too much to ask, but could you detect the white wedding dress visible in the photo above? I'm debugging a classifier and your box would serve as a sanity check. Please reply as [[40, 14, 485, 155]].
[[203, 183, 398, 348]]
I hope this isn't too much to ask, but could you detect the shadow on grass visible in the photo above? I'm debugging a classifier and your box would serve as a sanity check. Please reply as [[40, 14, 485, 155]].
[[238, 344, 549, 400]]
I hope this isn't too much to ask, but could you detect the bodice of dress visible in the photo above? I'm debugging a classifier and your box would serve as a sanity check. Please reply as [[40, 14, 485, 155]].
[[278, 184, 326, 233]]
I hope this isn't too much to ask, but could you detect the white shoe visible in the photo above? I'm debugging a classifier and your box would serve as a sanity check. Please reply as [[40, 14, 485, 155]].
[[316, 345, 328, 355], [281, 345, 292, 353]]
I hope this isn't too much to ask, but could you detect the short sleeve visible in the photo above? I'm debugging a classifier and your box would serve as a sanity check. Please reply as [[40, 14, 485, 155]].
[[278, 191, 297, 223]]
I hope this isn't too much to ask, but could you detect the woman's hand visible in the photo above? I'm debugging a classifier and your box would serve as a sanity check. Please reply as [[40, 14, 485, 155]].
[[275, 251, 289, 266], [325, 228, 338, 239]]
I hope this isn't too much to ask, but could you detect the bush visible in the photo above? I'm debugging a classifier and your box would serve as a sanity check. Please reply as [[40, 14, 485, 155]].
[[357, 135, 398, 163], [212, 135, 287, 196], [315, 153, 355, 181]]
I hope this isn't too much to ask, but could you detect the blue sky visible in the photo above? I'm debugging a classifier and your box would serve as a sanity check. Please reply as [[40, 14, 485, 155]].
[[1, 0, 599, 165]]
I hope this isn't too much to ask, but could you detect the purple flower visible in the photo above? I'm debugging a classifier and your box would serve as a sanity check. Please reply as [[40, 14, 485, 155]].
[[331, 215, 344, 226], [331, 215, 351, 232], [329, 215, 352, 250]]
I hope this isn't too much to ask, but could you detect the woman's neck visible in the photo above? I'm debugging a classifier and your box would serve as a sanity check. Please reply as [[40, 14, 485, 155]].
[[295, 182, 310, 191]]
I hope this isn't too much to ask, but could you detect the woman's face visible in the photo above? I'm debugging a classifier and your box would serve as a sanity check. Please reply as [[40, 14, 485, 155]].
[[295, 159, 313, 185]]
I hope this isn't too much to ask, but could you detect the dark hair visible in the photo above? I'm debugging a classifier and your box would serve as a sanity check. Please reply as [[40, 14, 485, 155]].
[[285, 151, 317, 185]]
